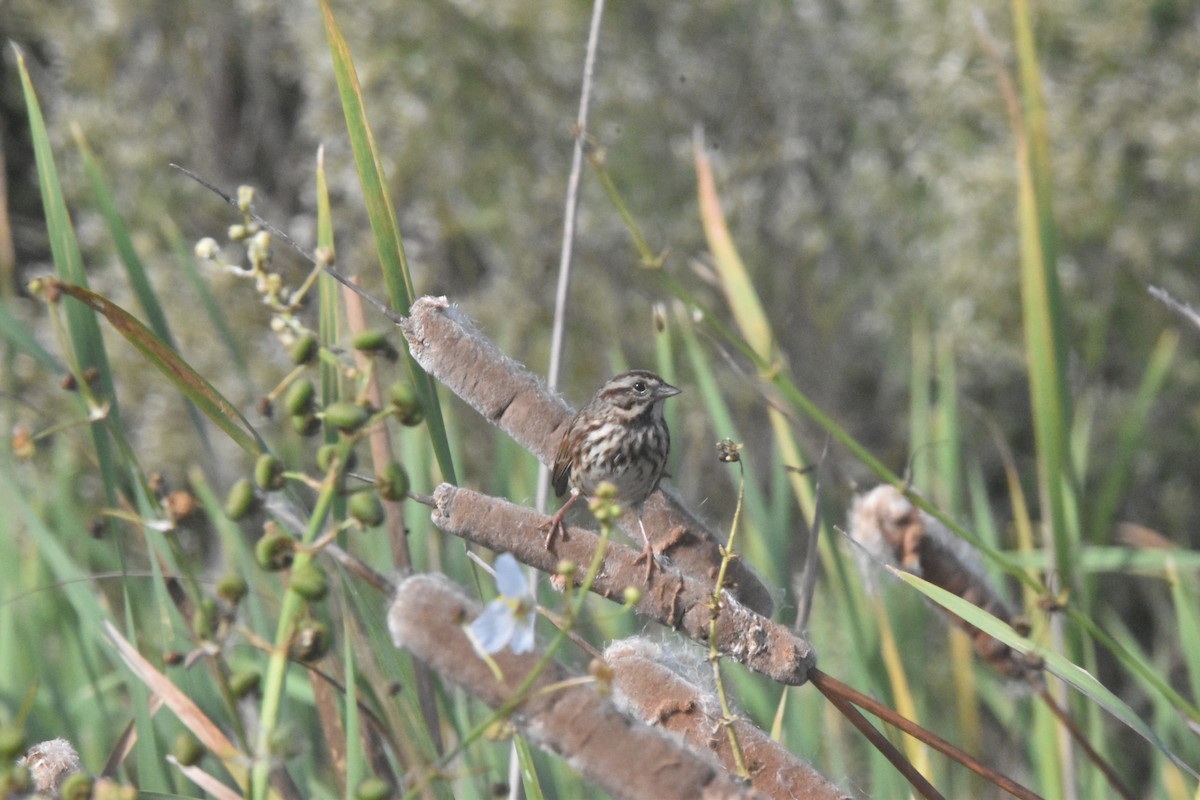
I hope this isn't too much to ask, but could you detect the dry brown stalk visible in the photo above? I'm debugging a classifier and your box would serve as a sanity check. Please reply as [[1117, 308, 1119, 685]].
[[431, 483, 814, 685], [386, 572, 763, 800], [399, 295, 775, 616], [606, 638, 851, 800], [849, 485, 1037, 681]]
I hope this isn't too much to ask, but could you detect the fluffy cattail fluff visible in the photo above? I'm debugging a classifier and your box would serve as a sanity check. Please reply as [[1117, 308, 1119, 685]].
[[19, 738, 84, 794], [848, 485, 1040, 682]]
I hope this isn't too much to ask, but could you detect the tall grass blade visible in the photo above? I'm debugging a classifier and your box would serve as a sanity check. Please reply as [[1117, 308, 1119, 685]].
[[318, 0, 456, 484], [891, 566, 1199, 779], [50, 281, 264, 456], [16, 46, 124, 507]]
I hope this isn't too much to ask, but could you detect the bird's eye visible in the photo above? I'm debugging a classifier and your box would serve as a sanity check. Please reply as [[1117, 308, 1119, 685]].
[[632, 380, 647, 393]]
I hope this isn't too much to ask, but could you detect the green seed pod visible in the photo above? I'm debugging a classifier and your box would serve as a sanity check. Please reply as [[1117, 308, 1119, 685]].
[[173, 732, 205, 767], [284, 378, 316, 416], [290, 562, 329, 602], [254, 454, 286, 491], [388, 381, 424, 425], [349, 492, 385, 527], [323, 401, 370, 433], [230, 669, 261, 699], [255, 529, 295, 571], [352, 328, 390, 352], [216, 573, 247, 605], [5, 764, 32, 793], [316, 444, 357, 474], [224, 478, 258, 521], [291, 413, 321, 437], [0, 724, 25, 760], [356, 777, 392, 800], [289, 620, 331, 662], [60, 773, 94, 800], [291, 332, 318, 365], [267, 721, 301, 759], [193, 597, 218, 639], [377, 463, 409, 501]]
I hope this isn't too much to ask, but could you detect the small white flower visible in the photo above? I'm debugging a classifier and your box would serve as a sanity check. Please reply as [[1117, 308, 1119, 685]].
[[469, 553, 536, 655]]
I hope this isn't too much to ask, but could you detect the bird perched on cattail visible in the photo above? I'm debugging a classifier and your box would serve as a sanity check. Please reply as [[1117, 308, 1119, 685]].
[[544, 370, 681, 579]]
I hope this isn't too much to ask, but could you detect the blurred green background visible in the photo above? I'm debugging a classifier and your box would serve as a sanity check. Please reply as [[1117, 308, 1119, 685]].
[[2, 1, 1199, 798]]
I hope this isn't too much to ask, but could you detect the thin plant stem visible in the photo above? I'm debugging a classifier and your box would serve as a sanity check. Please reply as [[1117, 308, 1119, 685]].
[[709, 442, 749, 779]]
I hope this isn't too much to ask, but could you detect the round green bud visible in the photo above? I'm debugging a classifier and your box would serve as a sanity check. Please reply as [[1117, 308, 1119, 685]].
[[5, 764, 32, 793], [291, 413, 321, 437], [173, 732, 205, 767], [291, 333, 318, 365], [623, 586, 642, 606], [356, 776, 392, 800], [254, 454, 286, 491], [290, 562, 328, 602], [267, 722, 300, 759], [289, 620, 331, 662], [60, 773, 94, 800], [216, 573, 247, 605], [0, 724, 25, 760], [377, 463, 409, 501], [349, 492, 385, 527], [224, 478, 258, 521], [255, 530, 295, 571], [322, 401, 370, 433], [352, 328, 391, 352], [388, 382, 425, 426], [193, 597, 218, 639], [230, 669, 261, 699], [284, 378, 316, 416]]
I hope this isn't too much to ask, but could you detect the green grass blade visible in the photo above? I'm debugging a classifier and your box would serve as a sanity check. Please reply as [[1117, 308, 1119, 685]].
[[16, 46, 124, 510], [1088, 330, 1178, 544], [51, 281, 264, 455], [891, 565, 1199, 780], [1010, 0, 1078, 608], [1165, 559, 1200, 728], [0, 298, 61, 370], [318, 0, 456, 485], [73, 125, 216, 457]]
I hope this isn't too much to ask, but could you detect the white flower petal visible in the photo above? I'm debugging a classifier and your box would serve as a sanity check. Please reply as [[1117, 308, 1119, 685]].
[[470, 599, 516, 653], [494, 553, 529, 598], [509, 613, 536, 654]]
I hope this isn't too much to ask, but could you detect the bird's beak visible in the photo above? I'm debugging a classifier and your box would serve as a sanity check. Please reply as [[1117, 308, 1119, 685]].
[[659, 382, 682, 398]]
